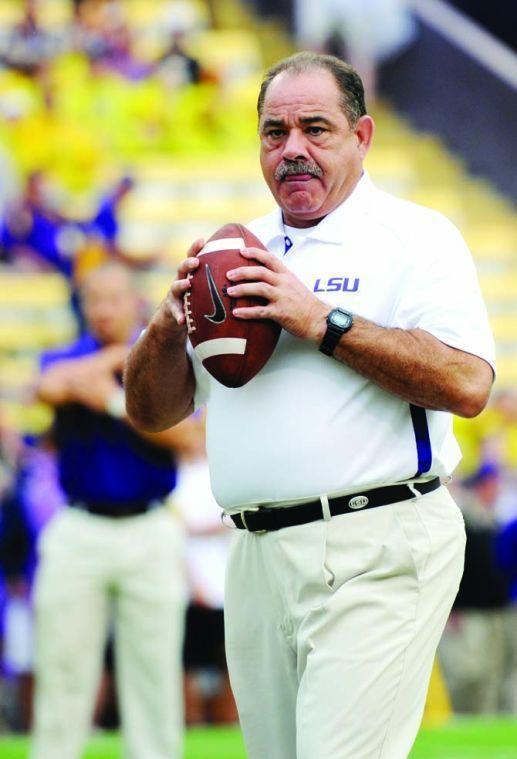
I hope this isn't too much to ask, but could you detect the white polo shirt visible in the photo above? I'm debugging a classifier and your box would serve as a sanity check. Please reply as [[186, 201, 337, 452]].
[[191, 173, 495, 512]]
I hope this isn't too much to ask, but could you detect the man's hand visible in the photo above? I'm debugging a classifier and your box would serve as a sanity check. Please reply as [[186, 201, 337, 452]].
[[88, 344, 129, 374], [224, 246, 493, 418], [124, 239, 204, 432], [226, 246, 331, 342], [159, 238, 204, 329]]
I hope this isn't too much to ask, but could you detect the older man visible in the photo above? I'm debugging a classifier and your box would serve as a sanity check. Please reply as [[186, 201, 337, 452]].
[[31, 263, 201, 759], [125, 53, 495, 759]]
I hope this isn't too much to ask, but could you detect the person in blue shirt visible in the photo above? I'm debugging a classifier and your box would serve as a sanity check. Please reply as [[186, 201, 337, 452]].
[[31, 262, 202, 759], [0, 172, 74, 277], [88, 176, 134, 254]]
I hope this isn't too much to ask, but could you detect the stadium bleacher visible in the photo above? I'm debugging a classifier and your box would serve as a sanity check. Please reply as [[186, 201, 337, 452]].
[[0, 0, 515, 441], [0, 0, 515, 750]]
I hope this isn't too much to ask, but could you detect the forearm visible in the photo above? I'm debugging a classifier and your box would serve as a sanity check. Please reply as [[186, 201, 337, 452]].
[[137, 417, 205, 457], [86, 344, 128, 372], [328, 315, 493, 418], [124, 305, 195, 432], [37, 346, 127, 407], [36, 365, 75, 405], [225, 245, 493, 418]]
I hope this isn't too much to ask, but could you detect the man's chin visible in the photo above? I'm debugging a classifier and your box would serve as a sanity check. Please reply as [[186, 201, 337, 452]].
[[93, 328, 117, 345], [283, 209, 326, 228], [281, 196, 324, 221]]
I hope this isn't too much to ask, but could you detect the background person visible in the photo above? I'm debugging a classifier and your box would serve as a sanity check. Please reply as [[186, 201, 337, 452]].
[[294, 0, 416, 103], [439, 464, 510, 714], [30, 262, 201, 759], [173, 433, 238, 726], [124, 52, 495, 759], [0, 431, 67, 731], [497, 513, 517, 714], [0, 422, 35, 732], [0, 0, 60, 77]]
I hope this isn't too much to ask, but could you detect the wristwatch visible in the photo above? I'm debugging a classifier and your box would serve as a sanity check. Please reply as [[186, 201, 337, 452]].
[[319, 307, 354, 356]]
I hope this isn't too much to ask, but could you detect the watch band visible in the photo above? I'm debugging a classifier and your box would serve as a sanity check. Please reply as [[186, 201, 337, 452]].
[[319, 308, 353, 356]]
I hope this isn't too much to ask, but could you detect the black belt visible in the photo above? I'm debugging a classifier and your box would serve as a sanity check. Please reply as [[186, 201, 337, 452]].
[[231, 478, 441, 533], [72, 499, 161, 518]]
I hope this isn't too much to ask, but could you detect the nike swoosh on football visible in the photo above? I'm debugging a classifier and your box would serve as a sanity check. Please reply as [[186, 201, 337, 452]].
[[204, 264, 227, 324]]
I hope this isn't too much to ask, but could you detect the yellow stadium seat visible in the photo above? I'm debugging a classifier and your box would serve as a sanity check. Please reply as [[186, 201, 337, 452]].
[[495, 355, 517, 388], [407, 188, 464, 221], [0, 3, 23, 26], [454, 404, 517, 476], [1, 400, 53, 435], [0, 356, 38, 387], [187, 29, 261, 78], [465, 223, 517, 260], [489, 314, 517, 342], [0, 320, 75, 352], [0, 272, 70, 308], [124, 0, 209, 28], [423, 659, 452, 727], [480, 273, 517, 302], [122, 193, 271, 224]]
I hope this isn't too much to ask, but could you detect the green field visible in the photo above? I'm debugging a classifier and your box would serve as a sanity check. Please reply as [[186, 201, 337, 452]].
[[1, 719, 517, 758]]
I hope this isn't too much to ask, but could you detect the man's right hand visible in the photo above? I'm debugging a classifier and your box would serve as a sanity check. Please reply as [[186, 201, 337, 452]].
[[158, 238, 204, 330], [124, 239, 205, 432]]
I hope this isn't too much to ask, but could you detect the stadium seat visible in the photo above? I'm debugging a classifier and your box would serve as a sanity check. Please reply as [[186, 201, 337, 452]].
[[1, 11, 515, 442]]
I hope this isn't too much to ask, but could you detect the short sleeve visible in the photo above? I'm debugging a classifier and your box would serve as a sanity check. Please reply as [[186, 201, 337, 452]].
[[39, 335, 99, 373], [186, 339, 211, 409], [393, 213, 495, 372]]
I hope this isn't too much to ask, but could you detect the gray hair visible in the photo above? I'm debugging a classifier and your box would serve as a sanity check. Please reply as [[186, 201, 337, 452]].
[[257, 51, 367, 127]]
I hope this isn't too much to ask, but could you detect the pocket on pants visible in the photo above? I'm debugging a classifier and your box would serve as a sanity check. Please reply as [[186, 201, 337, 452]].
[[395, 488, 466, 586], [320, 508, 405, 594], [392, 501, 433, 582], [322, 549, 336, 591], [418, 486, 465, 525]]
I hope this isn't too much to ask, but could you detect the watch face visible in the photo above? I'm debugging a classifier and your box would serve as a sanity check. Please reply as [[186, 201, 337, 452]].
[[330, 310, 352, 329]]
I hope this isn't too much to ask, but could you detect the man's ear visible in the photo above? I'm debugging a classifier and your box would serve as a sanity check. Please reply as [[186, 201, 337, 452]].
[[354, 115, 375, 159]]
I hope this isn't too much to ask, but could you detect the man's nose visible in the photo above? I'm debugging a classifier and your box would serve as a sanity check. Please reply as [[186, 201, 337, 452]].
[[281, 129, 308, 160]]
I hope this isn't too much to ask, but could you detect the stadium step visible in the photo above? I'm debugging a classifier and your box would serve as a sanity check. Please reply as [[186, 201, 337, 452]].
[[0, 7, 515, 433]]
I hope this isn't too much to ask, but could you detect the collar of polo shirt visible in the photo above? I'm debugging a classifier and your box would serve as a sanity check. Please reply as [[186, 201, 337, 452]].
[[261, 171, 375, 249]]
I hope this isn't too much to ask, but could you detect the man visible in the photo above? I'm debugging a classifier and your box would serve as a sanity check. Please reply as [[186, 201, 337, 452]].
[[439, 465, 509, 713], [124, 52, 495, 759], [31, 263, 199, 759], [173, 431, 238, 725]]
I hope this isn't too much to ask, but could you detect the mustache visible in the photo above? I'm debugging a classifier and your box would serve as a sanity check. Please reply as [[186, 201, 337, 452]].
[[274, 160, 323, 181]]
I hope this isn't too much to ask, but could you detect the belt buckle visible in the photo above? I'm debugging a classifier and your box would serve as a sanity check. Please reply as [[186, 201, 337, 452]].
[[241, 507, 267, 534]]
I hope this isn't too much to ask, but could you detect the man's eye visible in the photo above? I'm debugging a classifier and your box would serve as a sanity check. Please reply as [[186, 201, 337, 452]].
[[267, 130, 284, 139], [307, 126, 324, 135]]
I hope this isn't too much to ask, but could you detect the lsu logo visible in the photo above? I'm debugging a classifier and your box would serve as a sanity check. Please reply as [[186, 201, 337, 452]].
[[313, 277, 360, 293]]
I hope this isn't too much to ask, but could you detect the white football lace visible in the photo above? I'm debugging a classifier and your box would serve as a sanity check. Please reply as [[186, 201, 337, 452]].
[[184, 274, 195, 333]]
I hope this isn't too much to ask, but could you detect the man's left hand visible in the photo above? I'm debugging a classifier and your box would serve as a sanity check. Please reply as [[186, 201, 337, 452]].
[[226, 246, 330, 342]]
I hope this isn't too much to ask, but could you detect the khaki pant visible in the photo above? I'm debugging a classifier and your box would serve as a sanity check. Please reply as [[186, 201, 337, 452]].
[[31, 507, 186, 759], [225, 486, 465, 759]]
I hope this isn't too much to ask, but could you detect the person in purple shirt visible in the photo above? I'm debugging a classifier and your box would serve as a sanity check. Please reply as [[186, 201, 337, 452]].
[[0, 173, 137, 278], [31, 262, 202, 759], [88, 176, 134, 255], [0, 172, 74, 277]]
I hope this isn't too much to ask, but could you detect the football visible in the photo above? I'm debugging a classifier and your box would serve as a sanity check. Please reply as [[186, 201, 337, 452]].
[[185, 223, 281, 388]]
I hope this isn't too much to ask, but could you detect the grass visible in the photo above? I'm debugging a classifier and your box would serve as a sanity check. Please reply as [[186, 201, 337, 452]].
[[410, 718, 517, 759], [1, 719, 516, 758]]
